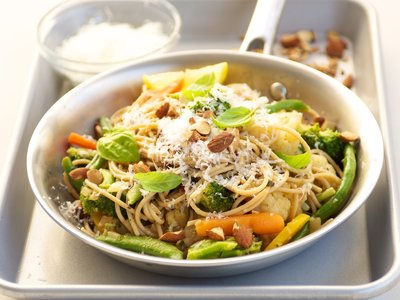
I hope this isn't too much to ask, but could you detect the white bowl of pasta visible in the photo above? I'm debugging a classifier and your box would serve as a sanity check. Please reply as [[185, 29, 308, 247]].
[[27, 50, 383, 277]]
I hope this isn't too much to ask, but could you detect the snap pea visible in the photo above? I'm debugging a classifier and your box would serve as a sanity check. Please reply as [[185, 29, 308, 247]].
[[266, 99, 309, 113], [61, 156, 83, 191], [99, 169, 114, 189], [313, 144, 357, 223], [86, 153, 107, 169], [126, 184, 143, 206], [316, 187, 336, 203], [99, 116, 113, 134], [97, 232, 183, 259], [291, 221, 310, 241]]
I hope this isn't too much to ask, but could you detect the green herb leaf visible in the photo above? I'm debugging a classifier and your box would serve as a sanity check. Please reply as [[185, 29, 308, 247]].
[[276, 151, 311, 169], [212, 106, 254, 128], [133, 172, 182, 192], [97, 128, 140, 163], [182, 73, 216, 100], [266, 99, 309, 113]]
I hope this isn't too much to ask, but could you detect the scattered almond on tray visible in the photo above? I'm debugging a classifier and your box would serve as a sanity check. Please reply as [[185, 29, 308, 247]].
[[275, 30, 354, 89]]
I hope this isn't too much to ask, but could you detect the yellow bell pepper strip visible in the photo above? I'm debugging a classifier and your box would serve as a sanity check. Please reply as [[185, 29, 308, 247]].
[[265, 213, 311, 250]]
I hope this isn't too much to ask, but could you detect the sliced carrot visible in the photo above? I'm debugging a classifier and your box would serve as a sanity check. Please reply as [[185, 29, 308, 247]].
[[195, 212, 285, 237], [68, 132, 97, 150]]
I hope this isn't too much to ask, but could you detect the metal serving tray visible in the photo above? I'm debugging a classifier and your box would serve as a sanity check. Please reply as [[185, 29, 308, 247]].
[[1, 0, 399, 298]]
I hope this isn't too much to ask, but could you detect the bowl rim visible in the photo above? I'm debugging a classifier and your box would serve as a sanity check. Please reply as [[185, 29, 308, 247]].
[[27, 49, 384, 269], [37, 0, 182, 67]]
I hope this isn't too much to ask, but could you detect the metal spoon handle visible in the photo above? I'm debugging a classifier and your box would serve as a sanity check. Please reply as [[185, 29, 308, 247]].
[[240, 0, 286, 54]]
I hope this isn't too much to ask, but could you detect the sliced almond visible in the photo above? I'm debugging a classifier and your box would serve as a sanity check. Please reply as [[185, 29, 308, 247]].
[[340, 131, 359, 142], [202, 110, 214, 119], [188, 130, 208, 143], [326, 35, 345, 58], [132, 161, 150, 173], [297, 30, 316, 43], [159, 230, 185, 243], [155, 102, 170, 119], [188, 117, 196, 124], [207, 131, 235, 153], [87, 169, 103, 185], [342, 74, 354, 89], [69, 167, 89, 180], [189, 120, 211, 136], [232, 222, 253, 249], [206, 227, 225, 241]]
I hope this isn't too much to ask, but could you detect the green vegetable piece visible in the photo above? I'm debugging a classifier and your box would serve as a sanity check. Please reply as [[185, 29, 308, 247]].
[[133, 171, 182, 193], [66, 147, 97, 160], [213, 106, 254, 128], [313, 144, 357, 223], [126, 184, 143, 205], [300, 123, 345, 163], [291, 222, 310, 241], [86, 153, 107, 169], [266, 99, 309, 113], [80, 186, 115, 217], [199, 181, 234, 212], [316, 187, 336, 202], [99, 116, 113, 134], [97, 128, 140, 163], [187, 239, 238, 259], [97, 232, 183, 259], [182, 73, 216, 100], [220, 240, 263, 258], [275, 151, 311, 169], [61, 156, 83, 191], [99, 169, 114, 189], [189, 98, 231, 116]]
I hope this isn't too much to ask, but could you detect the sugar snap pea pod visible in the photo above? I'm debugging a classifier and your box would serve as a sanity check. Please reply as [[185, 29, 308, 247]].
[[61, 156, 83, 191], [97, 232, 183, 259], [187, 239, 238, 259], [99, 169, 114, 189], [86, 153, 107, 169], [313, 144, 357, 223], [99, 116, 113, 133], [291, 221, 310, 241], [266, 99, 309, 113], [126, 184, 143, 205]]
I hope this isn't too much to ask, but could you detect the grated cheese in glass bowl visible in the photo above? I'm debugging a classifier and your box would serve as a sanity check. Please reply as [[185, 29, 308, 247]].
[[37, 0, 181, 85]]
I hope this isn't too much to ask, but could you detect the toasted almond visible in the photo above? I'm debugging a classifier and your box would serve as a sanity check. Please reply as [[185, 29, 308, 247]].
[[155, 102, 170, 119], [207, 131, 235, 153], [340, 131, 359, 142], [326, 36, 345, 58], [342, 74, 354, 89], [280, 33, 300, 48], [69, 167, 89, 180], [232, 222, 253, 249], [189, 120, 211, 136], [159, 230, 185, 243], [202, 110, 214, 119], [87, 169, 103, 185], [188, 117, 196, 124], [206, 227, 225, 241], [314, 116, 326, 126]]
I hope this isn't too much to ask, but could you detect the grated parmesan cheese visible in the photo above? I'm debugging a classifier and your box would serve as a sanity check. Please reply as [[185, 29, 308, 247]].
[[56, 21, 169, 63]]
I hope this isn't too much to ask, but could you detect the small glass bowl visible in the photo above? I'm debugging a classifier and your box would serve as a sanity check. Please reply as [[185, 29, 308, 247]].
[[37, 0, 181, 85]]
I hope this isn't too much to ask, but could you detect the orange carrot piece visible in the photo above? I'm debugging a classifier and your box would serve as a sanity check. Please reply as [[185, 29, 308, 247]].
[[195, 212, 285, 237], [68, 132, 97, 150]]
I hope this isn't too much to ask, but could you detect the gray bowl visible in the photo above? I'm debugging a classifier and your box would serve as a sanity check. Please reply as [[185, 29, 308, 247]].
[[27, 50, 383, 277]]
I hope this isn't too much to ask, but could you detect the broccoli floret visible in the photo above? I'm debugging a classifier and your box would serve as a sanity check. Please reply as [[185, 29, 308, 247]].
[[80, 186, 115, 217], [300, 124, 345, 163], [189, 98, 231, 116], [199, 182, 234, 213], [67, 147, 97, 160]]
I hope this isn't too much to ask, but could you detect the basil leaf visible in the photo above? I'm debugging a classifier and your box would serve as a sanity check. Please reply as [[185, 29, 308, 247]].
[[275, 151, 311, 169], [133, 172, 182, 192], [97, 128, 140, 163], [182, 73, 216, 100], [212, 106, 254, 128], [266, 99, 309, 113]]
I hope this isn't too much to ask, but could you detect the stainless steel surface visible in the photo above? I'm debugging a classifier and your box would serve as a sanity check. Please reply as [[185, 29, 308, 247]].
[[240, 0, 285, 53], [1, 0, 399, 298]]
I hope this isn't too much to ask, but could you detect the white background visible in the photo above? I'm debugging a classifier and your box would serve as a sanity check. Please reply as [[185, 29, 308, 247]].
[[0, 0, 399, 299]]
